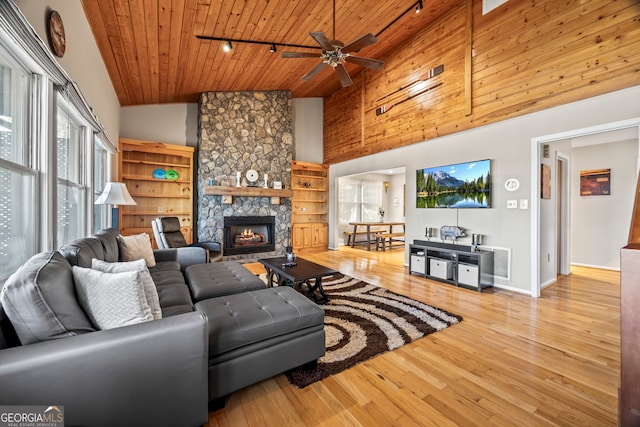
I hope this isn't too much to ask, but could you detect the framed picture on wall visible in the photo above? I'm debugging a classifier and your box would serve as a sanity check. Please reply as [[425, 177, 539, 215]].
[[580, 168, 610, 196], [541, 164, 551, 199]]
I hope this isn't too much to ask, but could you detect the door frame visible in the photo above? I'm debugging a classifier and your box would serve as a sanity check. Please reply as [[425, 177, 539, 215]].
[[556, 152, 571, 276]]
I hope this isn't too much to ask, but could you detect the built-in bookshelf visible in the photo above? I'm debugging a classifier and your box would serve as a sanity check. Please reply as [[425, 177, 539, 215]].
[[118, 138, 194, 247]]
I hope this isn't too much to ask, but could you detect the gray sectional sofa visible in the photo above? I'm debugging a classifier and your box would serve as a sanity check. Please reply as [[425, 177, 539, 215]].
[[0, 228, 325, 427]]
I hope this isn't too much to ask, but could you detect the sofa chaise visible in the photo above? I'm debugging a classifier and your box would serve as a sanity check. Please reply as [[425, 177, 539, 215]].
[[0, 228, 325, 427]]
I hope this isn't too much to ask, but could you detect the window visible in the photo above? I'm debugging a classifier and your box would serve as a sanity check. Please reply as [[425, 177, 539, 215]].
[[56, 98, 87, 248], [338, 179, 383, 224], [93, 136, 108, 232], [0, 2, 115, 279], [0, 47, 36, 279]]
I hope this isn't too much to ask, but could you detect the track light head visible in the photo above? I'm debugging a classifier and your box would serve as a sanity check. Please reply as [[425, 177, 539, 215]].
[[415, 0, 423, 13], [222, 40, 232, 52], [270, 44, 277, 53]]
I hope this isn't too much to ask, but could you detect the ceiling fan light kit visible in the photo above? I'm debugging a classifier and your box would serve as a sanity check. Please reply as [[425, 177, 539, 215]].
[[281, 0, 387, 88]]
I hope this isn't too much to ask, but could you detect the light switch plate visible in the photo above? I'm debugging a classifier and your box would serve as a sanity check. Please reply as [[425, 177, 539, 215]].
[[520, 199, 528, 209], [507, 200, 517, 209]]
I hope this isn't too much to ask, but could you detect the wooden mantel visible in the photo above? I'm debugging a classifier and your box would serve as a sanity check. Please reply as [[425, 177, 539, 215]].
[[204, 185, 293, 204]]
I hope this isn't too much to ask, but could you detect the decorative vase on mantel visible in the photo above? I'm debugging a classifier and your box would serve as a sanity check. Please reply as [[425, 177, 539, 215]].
[[378, 208, 385, 223]]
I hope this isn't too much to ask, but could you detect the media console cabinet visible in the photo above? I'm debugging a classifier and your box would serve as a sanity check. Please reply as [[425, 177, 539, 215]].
[[409, 240, 493, 292]]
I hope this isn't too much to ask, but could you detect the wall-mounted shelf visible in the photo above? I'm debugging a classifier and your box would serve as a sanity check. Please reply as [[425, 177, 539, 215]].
[[128, 193, 191, 199], [204, 186, 293, 197], [204, 185, 293, 204]]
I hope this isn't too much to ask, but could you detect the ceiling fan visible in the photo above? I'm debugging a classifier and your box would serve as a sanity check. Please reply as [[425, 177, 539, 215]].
[[281, 0, 384, 87]]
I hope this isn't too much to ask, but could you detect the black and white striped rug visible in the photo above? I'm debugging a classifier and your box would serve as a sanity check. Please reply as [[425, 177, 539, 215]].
[[283, 273, 463, 388]]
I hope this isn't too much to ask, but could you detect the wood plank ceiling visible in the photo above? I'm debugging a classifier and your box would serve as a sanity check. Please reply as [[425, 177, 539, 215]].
[[81, 0, 460, 106]]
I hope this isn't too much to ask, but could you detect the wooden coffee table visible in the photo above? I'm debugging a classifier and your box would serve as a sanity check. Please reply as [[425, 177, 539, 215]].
[[258, 256, 338, 304]]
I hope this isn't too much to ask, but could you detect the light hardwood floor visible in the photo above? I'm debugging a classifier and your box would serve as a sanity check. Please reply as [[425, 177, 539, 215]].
[[207, 246, 620, 426]]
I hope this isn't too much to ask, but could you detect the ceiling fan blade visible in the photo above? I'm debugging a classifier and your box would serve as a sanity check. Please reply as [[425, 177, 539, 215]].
[[345, 55, 384, 70], [302, 62, 329, 81], [335, 63, 353, 87], [309, 31, 334, 51], [341, 33, 378, 53], [282, 51, 321, 58]]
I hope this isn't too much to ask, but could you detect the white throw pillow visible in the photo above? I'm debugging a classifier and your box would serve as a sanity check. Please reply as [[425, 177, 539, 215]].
[[91, 258, 162, 320], [117, 233, 156, 267], [72, 266, 154, 330]]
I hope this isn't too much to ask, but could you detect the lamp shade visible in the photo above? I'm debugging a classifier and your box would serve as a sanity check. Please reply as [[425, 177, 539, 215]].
[[95, 182, 137, 206]]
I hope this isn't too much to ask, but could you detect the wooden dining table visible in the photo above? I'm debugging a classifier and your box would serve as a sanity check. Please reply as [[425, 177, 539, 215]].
[[348, 221, 406, 251]]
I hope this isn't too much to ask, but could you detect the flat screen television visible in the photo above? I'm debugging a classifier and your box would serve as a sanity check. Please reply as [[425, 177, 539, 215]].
[[416, 159, 491, 208]]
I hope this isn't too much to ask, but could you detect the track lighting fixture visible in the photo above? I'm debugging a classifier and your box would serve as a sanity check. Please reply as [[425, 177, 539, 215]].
[[199, 1, 426, 55]]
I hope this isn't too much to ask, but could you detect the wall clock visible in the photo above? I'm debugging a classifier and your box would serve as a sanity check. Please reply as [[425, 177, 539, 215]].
[[48, 10, 66, 58], [504, 178, 520, 192]]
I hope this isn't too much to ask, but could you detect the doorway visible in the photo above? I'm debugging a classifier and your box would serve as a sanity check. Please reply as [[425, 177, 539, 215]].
[[531, 118, 640, 297], [335, 167, 406, 254]]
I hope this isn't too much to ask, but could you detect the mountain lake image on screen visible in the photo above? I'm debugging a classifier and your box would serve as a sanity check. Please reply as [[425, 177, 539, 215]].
[[416, 159, 491, 208]]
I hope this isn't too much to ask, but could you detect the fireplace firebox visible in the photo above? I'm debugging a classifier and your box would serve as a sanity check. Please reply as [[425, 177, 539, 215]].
[[223, 216, 276, 255]]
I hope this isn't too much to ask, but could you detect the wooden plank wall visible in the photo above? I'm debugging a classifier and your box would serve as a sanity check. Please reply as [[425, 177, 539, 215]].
[[324, 0, 640, 164]]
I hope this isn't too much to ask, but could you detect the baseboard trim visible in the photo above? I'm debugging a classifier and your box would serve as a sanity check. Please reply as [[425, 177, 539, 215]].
[[570, 262, 620, 272]]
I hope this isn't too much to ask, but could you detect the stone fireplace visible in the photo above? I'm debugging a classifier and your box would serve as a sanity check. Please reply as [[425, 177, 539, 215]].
[[197, 91, 293, 260]]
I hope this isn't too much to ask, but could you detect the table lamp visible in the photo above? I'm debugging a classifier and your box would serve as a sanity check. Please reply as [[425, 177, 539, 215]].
[[95, 182, 136, 229]]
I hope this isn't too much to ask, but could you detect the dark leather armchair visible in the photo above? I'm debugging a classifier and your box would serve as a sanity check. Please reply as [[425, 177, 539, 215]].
[[152, 216, 223, 262]]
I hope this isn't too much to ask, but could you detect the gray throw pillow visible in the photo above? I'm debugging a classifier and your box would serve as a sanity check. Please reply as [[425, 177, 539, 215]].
[[72, 267, 154, 330], [91, 258, 162, 320], [117, 233, 156, 267], [0, 251, 95, 344]]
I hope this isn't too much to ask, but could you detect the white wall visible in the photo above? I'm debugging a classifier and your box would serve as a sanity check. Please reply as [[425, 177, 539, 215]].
[[389, 173, 406, 222], [118, 98, 322, 160], [120, 104, 198, 147], [329, 85, 640, 293], [570, 139, 637, 269], [15, 0, 120, 146], [293, 98, 323, 163]]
